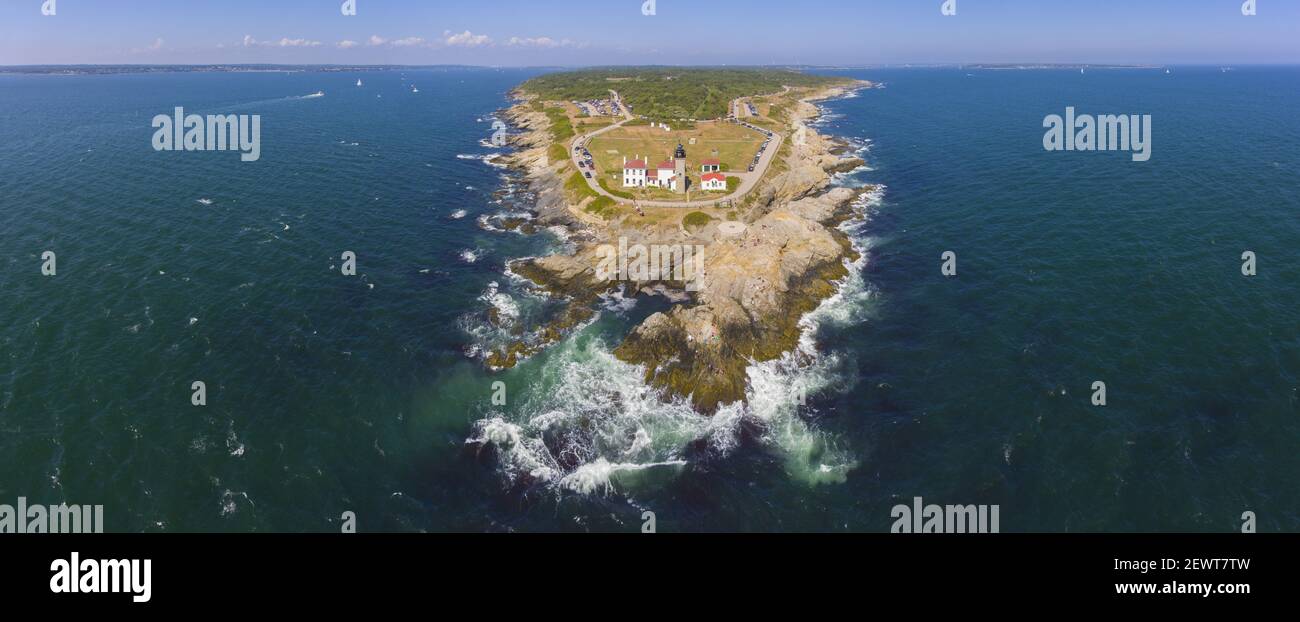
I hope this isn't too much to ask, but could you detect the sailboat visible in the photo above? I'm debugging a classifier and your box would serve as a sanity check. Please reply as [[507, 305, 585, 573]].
[[411, 85, 419, 93], [356, 79, 363, 87]]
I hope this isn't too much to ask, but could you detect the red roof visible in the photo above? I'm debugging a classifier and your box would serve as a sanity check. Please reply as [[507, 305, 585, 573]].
[[701, 158, 721, 166], [647, 168, 659, 178], [701, 173, 726, 182], [656, 161, 675, 170], [624, 159, 646, 169]]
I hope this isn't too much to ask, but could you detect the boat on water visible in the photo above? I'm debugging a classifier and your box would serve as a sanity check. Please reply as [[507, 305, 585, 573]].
[[356, 79, 363, 87], [411, 86, 419, 93]]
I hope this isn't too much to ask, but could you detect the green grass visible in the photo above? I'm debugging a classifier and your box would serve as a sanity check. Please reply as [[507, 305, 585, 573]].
[[566, 171, 598, 201], [726, 176, 741, 192], [586, 122, 763, 189], [584, 196, 617, 219], [544, 107, 575, 142], [598, 178, 635, 200], [549, 143, 570, 164]]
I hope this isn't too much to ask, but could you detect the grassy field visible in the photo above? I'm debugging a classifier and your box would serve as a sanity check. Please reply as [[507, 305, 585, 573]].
[[586, 121, 764, 180], [574, 119, 615, 133]]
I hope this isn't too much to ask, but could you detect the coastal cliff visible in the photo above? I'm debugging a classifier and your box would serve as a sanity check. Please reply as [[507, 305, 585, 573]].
[[492, 81, 874, 412]]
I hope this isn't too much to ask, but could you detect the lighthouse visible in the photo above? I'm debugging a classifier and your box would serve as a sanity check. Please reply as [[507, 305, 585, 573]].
[[673, 143, 687, 194]]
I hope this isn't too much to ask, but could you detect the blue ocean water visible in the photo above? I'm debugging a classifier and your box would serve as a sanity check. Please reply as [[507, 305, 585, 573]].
[[1, 66, 1297, 531]]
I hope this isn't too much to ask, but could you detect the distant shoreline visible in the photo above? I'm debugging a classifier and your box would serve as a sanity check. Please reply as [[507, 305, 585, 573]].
[[5, 63, 1288, 77], [0, 64, 505, 76]]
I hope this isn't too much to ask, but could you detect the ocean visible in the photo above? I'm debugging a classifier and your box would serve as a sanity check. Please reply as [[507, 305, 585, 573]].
[[1, 66, 1297, 532]]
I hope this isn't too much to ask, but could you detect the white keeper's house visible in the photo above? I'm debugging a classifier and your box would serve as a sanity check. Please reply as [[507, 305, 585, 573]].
[[700, 172, 727, 191]]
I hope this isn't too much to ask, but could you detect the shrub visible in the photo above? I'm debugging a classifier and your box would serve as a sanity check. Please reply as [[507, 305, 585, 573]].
[[683, 211, 713, 229]]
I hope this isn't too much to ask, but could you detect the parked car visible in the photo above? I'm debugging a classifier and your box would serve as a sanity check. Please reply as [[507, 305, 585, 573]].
[[584, 172, 592, 178]]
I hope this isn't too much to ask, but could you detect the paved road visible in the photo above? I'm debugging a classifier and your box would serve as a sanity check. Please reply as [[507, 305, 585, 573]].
[[568, 90, 784, 209]]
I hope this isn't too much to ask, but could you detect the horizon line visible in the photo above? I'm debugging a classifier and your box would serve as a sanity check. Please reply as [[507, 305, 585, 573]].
[[4, 62, 1298, 70]]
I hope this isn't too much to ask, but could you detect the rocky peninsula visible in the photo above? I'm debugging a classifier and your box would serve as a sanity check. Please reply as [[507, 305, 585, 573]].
[[489, 74, 875, 413]]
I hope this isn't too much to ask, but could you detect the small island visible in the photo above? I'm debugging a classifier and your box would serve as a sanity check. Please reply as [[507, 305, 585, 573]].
[[489, 67, 874, 413]]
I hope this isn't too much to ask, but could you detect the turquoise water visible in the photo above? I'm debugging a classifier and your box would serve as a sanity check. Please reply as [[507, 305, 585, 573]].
[[1, 67, 1297, 531]]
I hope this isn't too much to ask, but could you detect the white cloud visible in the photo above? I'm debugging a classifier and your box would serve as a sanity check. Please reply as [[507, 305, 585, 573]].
[[391, 36, 427, 47], [347, 31, 584, 51], [506, 36, 581, 49], [242, 35, 322, 48], [443, 30, 492, 47], [276, 38, 322, 47]]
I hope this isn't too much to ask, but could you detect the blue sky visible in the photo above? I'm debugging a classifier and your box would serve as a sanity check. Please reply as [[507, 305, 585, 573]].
[[1, 0, 1296, 66]]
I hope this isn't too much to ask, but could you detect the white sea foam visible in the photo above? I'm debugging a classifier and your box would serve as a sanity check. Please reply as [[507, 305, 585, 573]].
[[460, 248, 483, 263], [450, 209, 468, 219], [598, 288, 638, 314], [467, 338, 706, 493], [478, 281, 520, 325], [559, 458, 687, 495], [468, 254, 875, 494], [457, 152, 501, 161]]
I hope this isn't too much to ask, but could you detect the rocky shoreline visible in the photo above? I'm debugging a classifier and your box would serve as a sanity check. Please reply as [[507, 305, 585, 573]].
[[487, 81, 876, 412]]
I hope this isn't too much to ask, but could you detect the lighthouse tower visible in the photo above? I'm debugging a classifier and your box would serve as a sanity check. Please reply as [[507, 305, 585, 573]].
[[673, 143, 687, 194]]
